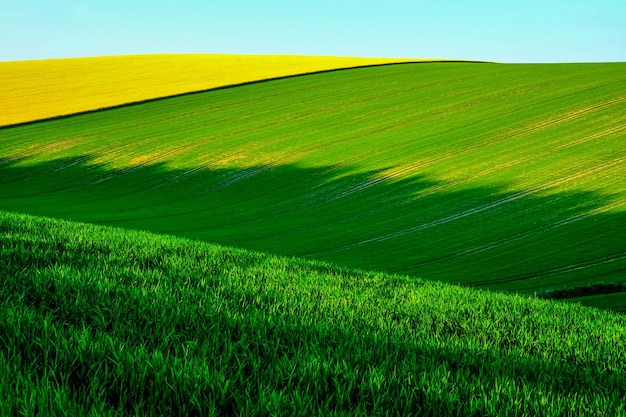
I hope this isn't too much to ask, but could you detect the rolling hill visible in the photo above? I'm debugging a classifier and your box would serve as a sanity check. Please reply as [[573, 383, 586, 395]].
[[1, 60, 625, 310]]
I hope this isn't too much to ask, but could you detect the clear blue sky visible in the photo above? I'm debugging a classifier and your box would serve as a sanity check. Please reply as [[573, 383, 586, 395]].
[[2, 0, 625, 63]]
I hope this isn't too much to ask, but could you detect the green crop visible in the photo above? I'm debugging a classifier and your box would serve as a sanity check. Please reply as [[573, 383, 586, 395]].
[[1, 211, 625, 416], [1, 62, 625, 310]]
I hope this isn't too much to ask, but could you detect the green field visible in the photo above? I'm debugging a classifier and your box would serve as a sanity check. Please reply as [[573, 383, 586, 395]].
[[2, 62, 625, 310], [2, 211, 625, 416]]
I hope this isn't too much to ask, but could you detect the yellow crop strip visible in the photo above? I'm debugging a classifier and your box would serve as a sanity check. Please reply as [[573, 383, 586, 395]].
[[0, 54, 426, 126]]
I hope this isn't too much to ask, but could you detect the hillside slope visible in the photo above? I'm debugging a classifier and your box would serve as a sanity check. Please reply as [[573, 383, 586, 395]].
[[1, 62, 625, 307], [0, 54, 425, 126], [1, 211, 625, 416]]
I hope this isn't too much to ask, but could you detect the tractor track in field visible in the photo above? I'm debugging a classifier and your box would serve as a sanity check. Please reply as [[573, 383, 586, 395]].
[[114, 151, 394, 226], [262, 121, 626, 235], [320, 98, 625, 203], [16, 124, 265, 193], [178, 77, 516, 203], [196, 147, 318, 195], [217, 120, 626, 246], [0, 139, 82, 170], [1, 84, 343, 185], [88, 143, 200, 185], [471, 251, 626, 286], [125, 88, 422, 192], [238, 157, 625, 254], [187, 94, 441, 197], [294, 114, 626, 207], [309, 154, 626, 255], [0, 154, 94, 185], [274, 103, 625, 238], [146, 141, 274, 191], [393, 198, 626, 271], [125, 73, 525, 196], [392, 122, 626, 205]]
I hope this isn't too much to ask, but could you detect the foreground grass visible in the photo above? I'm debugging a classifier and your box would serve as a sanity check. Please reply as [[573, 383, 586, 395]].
[[1, 211, 625, 416], [2, 62, 625, 308], [0, 54, 425, 126]]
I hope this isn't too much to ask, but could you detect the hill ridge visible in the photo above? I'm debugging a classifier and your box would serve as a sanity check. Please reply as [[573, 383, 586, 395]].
[[0, 54, 442, 127]]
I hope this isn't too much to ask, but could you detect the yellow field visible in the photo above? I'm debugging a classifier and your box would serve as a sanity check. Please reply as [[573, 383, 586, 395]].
[[0, 54, 426, 127]]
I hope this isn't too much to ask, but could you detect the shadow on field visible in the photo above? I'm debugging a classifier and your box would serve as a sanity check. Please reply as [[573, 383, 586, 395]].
[[1, 155, 625, 301]]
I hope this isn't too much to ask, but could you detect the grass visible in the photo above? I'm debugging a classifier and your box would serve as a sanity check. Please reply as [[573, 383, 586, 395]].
[[1, 210, 625, 416], [1, 61, 625, 310], [0, 54, 427, 126]]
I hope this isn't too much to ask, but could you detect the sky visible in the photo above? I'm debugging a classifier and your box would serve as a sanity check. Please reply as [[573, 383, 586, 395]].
[[1, 0, 625, 63]]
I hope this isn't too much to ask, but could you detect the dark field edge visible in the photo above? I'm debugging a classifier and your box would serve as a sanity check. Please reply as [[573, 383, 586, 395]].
[[0, 60, 490, 130], [542, 282, 626, 300]]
